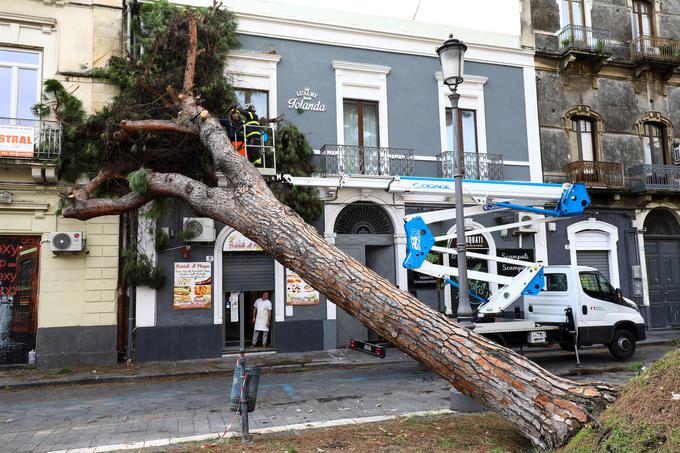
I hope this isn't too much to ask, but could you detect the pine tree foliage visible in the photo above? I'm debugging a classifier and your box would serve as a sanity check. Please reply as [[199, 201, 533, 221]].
[[270, 122, 323, 223], [39, 0, 240, 185]]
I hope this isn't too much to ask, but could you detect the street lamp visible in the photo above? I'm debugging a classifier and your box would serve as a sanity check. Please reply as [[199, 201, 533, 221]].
[[436, 35, 474, 327]]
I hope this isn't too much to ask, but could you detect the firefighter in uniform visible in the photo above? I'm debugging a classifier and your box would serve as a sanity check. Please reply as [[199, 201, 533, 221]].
[[220, 107, 246, 157], [242, 104, 263, 166]]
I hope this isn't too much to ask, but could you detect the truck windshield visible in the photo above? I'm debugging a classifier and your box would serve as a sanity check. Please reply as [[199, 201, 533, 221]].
[[579, 271, 616, 302]]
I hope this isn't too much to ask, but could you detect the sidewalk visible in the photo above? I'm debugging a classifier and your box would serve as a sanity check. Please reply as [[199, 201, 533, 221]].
[[1, 328, 677, 390]]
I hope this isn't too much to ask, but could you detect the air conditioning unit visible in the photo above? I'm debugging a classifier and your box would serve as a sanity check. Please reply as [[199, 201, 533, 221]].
[[515, 213, 541, 233], [49, 232, 86, 253], [182, 217, 216, 242]]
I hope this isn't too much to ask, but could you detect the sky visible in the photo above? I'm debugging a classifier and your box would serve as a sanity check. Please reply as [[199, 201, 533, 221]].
[[179, 0, 522, 36]]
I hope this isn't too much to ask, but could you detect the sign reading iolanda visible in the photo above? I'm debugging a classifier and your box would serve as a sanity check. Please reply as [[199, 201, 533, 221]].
[[287, 88, 327, 112]]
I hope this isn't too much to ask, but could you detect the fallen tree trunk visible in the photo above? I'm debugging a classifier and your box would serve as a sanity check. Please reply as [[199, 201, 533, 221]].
[[61, 22, 617, 448]]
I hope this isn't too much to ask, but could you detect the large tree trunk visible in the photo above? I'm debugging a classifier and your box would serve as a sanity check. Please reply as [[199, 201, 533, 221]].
[[62, 31, 616, 444]]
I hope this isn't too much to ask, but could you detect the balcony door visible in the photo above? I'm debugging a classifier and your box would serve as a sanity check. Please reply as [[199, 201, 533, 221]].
[[632, 0, 653, 39], [643, 122, 668, 165], [569, 118, 595, 162], [343, 99, 379, 174], [561, 0, 586, 28]]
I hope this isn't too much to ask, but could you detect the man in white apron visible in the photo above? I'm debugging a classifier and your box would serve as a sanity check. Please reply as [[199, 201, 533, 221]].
[[251, 291, 272, 347]]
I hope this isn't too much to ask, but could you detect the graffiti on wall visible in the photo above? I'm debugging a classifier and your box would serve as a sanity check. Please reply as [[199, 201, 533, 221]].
[[0, 236, 40, 365]]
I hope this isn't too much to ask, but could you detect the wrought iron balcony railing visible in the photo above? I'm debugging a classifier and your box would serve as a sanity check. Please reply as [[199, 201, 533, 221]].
[[630, 35, 680, 63], [320, 144, 414, 177], [565, 160, 624, 189], [627, 164, 680, 192], [437, 151, 504, 180], [0, 117, 62, 160], [558, 25, 612, 54]]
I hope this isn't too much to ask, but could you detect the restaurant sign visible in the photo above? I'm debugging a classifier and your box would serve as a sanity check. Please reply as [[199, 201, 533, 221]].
[[287, 88, 327, 112], [0, 125, 34, 158], [223, 230, 263, 252]]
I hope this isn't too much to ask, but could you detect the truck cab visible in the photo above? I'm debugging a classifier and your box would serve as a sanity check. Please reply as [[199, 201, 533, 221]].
[[525, 265, 646, 360]]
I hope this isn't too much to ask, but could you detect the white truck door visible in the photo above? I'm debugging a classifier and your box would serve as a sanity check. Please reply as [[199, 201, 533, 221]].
[[525, 271, 574, 324], [576, 270, 617, 344]]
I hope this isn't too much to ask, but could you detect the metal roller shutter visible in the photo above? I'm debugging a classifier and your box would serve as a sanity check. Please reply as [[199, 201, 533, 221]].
[[576, 250, 610, 281], [223, 253, 275, 291]]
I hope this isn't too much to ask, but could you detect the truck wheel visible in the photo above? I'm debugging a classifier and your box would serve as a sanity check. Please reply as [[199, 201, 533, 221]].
[[608, 329, 636, 360]]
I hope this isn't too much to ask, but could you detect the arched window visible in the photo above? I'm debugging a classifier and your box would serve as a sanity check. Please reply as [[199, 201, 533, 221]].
[[642, 122, 668, 165], [563, 106, 604, 162], [334, 202, 394, 235], [569, 117, 595, 161]]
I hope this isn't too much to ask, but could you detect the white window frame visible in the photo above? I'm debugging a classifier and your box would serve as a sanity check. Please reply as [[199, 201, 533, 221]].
[[435, 72, 488, 155], [557, 0, 593, 29], [567, 218, 620, 288], [225, 50, 280, 120], [332, 61, 390, 147], [0, 47, 42, 119]]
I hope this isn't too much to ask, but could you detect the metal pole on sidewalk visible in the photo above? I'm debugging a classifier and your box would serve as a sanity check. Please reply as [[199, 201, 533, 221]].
[[239, 294, 252, 443]]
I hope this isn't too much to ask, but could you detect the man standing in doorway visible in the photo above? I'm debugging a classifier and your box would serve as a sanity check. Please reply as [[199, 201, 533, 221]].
[[251, 291, 272, 348]]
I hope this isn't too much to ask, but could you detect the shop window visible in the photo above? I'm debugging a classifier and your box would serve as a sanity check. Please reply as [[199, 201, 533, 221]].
[[0, 48, 41, 120], [569, 117, 595, 161], [445, 108, 477, 153], [632, 0, 654, 38], [642, 122, 668, 165], [343, 99, 379, 147], [234, 89, 268, 118]]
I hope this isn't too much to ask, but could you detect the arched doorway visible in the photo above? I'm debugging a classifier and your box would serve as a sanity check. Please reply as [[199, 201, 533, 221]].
[[333, 202, 395, 347], [643, 208, 680, 328]]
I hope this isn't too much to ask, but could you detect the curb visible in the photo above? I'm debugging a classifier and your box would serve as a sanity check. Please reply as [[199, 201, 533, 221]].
[[2, 336, 676, 391], [0, 357, 411, 391]]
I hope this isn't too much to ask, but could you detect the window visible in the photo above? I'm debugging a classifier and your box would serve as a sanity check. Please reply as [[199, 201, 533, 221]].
[[569, 118, 595, 161], [0, 49, 41, 120], [579, 271, 616, 302], [234, 89, 268, 118], [561, 0, 587, 27], [343, 99, 379, 147], [544, 273, 568, 292], [643, 122, 667, 165], [632, 1, 653, 38], [445, 108, 477, 153]]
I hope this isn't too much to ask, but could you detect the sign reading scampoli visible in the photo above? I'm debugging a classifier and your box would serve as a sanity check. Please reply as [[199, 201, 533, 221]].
[[286, 270, 319, 305], [497, 249, 535, 277], [0, 125, 35, 158], [173, 262, 212, 310], [287, 88, 326, 112]]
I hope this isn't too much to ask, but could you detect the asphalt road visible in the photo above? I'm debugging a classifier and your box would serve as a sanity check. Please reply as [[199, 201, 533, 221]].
[[0, 342, 676, 452]]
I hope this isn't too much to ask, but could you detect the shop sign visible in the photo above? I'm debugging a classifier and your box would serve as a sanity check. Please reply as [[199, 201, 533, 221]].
[[0, 125, 35, 158], [286, 270, 319, 305], [287, 87, 327, 112], [451, 233, 488, 250], [497, 249, 535, 277], [173, 262, 212, 310], [223, 230, 262, 252]]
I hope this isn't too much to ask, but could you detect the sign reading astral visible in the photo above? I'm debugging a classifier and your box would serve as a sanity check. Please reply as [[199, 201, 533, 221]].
[[287, 88, 326, 112]]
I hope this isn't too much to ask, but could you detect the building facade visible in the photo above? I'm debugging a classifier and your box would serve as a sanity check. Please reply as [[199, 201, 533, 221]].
[[134, 1, 547, 360], [528, 0, 680, 328], [0, 0, 123, 367]]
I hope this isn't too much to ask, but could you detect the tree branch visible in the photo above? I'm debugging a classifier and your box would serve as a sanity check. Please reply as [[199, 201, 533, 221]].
[[85, 170, 128, 195], [183, 15, 198, 92], [119, 119, 198, 135], [63, 190, 156, 220]]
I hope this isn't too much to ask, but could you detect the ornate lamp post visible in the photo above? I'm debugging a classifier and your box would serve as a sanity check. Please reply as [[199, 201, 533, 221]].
[[436, 35, 473, 327]]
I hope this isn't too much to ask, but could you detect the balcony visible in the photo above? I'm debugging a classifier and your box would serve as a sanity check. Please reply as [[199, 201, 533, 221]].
[[437, 151, 504, 180], [320, 144, 414, 177], [630, 36, 680, 79], [565, 160, 624, 189], [0, 117, 62, 161], [628, 164, 680, 193], [557, 25, 612, 72]]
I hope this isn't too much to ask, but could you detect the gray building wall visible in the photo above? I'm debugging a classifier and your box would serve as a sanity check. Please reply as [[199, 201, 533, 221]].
[[238, 35, 532, 167]]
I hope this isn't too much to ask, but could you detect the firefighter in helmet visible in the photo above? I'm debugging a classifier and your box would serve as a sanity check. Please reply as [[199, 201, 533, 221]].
[[242, 103, 263, 166]]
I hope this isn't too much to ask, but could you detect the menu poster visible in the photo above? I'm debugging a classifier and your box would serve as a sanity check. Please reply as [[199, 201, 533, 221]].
[[173, 262, 212, 309], [286, 270, 319, 305]]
